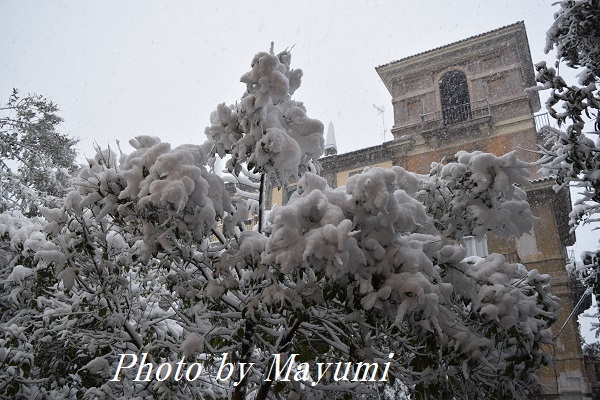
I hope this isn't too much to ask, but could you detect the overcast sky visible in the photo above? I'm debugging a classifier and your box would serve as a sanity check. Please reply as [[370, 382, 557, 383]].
[[2, 0, 561, 156], [2, 0, 599, 337]]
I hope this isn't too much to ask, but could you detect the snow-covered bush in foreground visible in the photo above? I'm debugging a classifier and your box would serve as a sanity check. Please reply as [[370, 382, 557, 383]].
[[533, 0, 600, 325], [0, 47, 556, 400]]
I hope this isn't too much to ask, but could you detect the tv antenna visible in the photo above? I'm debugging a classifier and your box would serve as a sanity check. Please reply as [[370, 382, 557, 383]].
[[373, 104, 387, 140]]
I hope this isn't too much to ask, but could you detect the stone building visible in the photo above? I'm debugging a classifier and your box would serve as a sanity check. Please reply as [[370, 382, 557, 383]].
[[272, 21, 593, 399]]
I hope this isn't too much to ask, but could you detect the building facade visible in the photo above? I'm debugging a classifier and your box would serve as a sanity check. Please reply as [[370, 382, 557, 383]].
[[272, 21, 593, 399]]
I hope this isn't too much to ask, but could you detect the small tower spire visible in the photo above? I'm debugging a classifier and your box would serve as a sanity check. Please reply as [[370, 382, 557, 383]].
[[324, 121, 337, 156]]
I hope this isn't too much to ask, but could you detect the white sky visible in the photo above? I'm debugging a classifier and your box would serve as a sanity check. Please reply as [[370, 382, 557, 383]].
[[1, 0, 560, 156], [1, 0, 598, 338]]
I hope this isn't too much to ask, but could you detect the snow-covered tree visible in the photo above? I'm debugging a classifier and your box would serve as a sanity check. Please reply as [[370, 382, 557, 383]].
[[0, 89, 78, 217], [533, 0, 600, 322], [0, 91, 79, 397], [1, 47, 558, 400]]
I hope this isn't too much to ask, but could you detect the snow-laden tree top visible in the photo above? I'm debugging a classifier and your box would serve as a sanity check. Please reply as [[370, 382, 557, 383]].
[[205, 45, 324, 187]]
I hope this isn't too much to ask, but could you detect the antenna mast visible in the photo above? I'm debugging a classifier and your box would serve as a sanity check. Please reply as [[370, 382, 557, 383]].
[[373, 104, 387, 140]]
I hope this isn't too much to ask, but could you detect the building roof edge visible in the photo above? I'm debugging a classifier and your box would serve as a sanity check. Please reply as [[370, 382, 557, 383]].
[[375, 21, 525, 71]]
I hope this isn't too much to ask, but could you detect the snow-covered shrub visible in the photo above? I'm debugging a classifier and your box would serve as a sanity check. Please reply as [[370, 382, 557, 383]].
[[263, 170, 554, 399], [0, 47, 556, 400]]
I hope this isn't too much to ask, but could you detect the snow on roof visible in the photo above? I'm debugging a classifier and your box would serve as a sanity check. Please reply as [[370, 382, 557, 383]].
[[375, 21, 525, 70]]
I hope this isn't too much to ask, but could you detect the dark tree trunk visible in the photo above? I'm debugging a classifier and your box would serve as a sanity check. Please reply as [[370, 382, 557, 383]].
[[232, 318, 255, 400], [254, 318, 302, 400]]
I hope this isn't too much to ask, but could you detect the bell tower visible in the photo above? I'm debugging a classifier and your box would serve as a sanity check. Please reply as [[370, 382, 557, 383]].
[[375, 21, 591, 399]]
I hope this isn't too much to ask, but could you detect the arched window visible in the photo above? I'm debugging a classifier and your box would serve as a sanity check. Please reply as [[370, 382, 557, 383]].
[[439, 71, 471, 125]]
